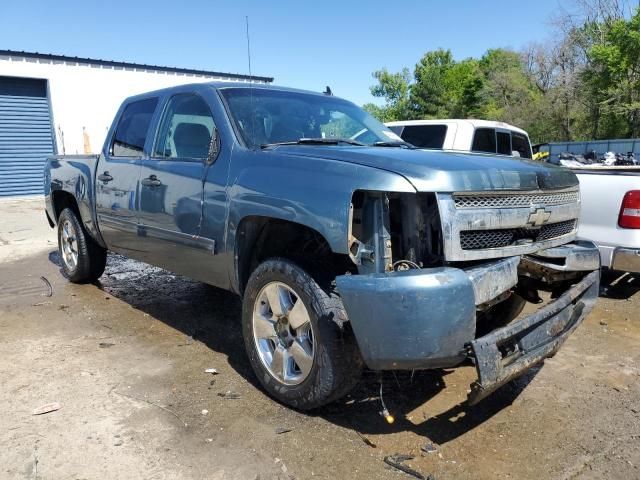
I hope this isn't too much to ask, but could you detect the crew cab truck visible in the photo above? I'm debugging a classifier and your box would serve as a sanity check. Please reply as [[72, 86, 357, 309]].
[[45, 83, 600, 409]]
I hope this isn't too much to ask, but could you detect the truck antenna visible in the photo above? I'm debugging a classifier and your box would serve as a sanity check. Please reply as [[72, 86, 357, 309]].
[[245, 15, 253, 82], [246, 15, 256, 150]]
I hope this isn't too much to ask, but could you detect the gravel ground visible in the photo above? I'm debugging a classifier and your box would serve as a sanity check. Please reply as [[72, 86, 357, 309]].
[[1, 198, 639, 480]]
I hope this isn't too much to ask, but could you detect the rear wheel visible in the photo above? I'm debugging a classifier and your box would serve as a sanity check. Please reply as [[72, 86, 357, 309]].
[[242, 258, 362, 410], [57, 208, 107, 283]]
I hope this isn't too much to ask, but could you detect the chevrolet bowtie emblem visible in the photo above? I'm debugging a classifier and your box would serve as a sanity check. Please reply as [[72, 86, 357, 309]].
[[527, 208, 551, 227]]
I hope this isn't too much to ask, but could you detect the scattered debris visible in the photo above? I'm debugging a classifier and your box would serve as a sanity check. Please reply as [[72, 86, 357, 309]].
[[40, 276, 52, 297], [421, 443, 438, 454], [206, 438, 213, 442], [355, 431, 376, 448], [113, 390, 187, 427], [274, 458, 288, 474], [275, 427, 292, 435], [99, 342, 115, 348], [383, 454, 428, 480], [379, 382, 394, 424], [217, 391, 241, 399], [202, 409, 209, 415], [209, 379, 216, 386], [101, 324, 113, 330], [600, 320, 608, 326], [33, 402, 61, 415], [32, 301, 52, 307], [204, 368, 218, 375], [57, 304, 69, 311]]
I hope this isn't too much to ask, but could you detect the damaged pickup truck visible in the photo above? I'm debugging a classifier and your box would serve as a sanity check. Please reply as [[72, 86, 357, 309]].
[[44, 83, 600, 409]]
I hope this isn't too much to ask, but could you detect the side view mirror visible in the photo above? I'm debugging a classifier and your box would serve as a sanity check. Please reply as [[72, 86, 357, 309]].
[[207, 127, 221, 165]]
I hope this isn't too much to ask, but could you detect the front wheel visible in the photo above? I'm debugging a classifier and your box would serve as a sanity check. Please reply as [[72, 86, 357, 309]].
[[242, 258, 362, 410], [57, 208, 107, 283]]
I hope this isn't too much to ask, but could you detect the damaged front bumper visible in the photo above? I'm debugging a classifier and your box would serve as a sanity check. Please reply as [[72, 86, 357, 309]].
[[468, 268, 598, 404], [335, 241, 600, 402]]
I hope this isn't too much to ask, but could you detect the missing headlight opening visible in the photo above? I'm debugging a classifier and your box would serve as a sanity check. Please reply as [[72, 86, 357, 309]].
[[349, 191, 444, 273]]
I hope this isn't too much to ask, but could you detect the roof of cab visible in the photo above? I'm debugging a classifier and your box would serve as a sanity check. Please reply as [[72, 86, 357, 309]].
[[385, 118, 529, 136], [123, 82, 339, 103]]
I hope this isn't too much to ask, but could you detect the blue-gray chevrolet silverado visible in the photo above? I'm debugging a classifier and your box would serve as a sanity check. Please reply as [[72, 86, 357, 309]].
[[44, 82, 600, 410]]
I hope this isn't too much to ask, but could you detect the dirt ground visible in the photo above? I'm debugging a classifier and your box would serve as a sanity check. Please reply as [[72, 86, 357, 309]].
[[1, 197, 639, 480]]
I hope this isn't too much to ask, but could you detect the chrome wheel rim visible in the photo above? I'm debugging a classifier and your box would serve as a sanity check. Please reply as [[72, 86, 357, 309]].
[[61, 220, 78, 270], [252, 282, 315, 385]]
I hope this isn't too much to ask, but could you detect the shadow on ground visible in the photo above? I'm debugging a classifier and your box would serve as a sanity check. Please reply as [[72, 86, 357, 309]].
[[49, 250, 537, 444], [600, 270, 640, 300]]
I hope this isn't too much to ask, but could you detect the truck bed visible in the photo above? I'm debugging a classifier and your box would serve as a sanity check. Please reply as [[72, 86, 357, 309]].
[[45, 154, 103, 246], [575, 168, 640, 270]]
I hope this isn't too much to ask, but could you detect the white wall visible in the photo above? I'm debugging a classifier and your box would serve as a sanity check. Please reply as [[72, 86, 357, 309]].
[[0, 54, 259, 155]]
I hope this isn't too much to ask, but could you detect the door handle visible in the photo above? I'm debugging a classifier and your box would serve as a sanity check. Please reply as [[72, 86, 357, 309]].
[[141, 175, 162, 187], [98, 171, 113, 182]]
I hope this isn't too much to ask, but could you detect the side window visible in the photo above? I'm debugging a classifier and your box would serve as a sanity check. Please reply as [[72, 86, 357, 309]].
[[471, 128, 496, 153], [153, 93, 214, 159], [511, 132, 532, 158], [112, 98, 158, 157], [496, 131, 512, 155], [400, 125, 447, 149]]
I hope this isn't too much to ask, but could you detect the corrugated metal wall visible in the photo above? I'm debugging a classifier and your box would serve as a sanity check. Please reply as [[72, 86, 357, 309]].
[[0, 76, 54, 196]]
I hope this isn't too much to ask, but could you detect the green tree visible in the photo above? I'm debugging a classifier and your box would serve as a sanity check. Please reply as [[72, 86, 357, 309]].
[[365, 68, 413, 121], [410, 49, 455, 117], [584, 9, 640, 137], [364, 3, 640, 142]]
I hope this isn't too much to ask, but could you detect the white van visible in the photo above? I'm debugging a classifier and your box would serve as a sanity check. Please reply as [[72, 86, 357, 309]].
[[385, 119, 533, 159]]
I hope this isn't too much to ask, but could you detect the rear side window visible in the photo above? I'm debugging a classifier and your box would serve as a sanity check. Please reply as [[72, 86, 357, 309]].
[[496, 131, 511, 155], [112, 98, 158, 157], [400, 125, 447, 149], [512, 132, 532, 158], [471, 128, 496, 153]]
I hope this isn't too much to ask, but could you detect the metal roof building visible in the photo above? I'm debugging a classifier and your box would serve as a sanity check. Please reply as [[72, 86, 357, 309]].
[[0, 50, 272, 196]]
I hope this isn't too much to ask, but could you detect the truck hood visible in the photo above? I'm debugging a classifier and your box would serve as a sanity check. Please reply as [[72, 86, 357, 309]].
[[277, 146, 578, 192]]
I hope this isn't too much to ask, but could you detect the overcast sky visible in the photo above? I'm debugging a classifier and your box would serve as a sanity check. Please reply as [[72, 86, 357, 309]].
[[1, 0, 568, 105]]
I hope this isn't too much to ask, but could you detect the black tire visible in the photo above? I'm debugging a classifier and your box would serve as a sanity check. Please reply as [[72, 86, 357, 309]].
[[242, 258, 363, 410], [57, 208, 107, 283]]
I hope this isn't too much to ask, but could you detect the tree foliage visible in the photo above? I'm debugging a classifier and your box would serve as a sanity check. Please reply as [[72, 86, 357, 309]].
[[366, 3, 640, 143]]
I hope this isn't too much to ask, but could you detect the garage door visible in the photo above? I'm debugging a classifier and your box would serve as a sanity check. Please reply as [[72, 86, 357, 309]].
[[0, 76, 55, 196]]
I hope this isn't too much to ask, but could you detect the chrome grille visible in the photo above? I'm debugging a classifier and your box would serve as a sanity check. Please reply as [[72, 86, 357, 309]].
[[460, 220, 577, 250], [454, 190, 579, 209]]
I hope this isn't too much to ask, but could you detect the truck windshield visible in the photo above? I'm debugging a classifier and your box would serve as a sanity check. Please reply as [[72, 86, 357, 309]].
[[220, 87, 403, 149]]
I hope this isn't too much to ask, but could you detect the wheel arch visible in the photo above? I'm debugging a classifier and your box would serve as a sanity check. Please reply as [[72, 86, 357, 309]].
[[233, 215, 355, 296], [51, 190, 81, 221]]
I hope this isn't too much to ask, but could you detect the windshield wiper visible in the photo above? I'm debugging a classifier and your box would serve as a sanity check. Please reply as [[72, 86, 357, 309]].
[[372, 141, 417, 149], [260, 138, 365, 149]]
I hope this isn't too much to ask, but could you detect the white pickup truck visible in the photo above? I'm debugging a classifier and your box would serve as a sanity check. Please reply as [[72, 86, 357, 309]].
[[571, 167, 640, 273], [386, 119, 533, 158], [387, 119, 640, 273]]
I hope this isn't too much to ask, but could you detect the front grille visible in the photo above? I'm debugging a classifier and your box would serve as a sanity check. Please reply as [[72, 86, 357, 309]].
[[460, 219, 577, 250], [454, 190, 579, 209]]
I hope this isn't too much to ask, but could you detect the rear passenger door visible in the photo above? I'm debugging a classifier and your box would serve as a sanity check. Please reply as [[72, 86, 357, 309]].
[[137, 92, 215, 275], [95, 97, 158, 254]]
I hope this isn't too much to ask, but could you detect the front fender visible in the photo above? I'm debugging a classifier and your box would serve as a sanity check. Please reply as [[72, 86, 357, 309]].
[[226, 150, 416, 255]]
